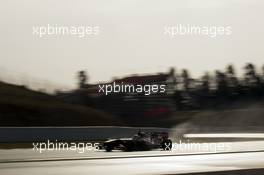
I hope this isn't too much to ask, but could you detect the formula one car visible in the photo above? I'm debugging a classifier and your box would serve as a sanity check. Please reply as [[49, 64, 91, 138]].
[[102, 131, 172, 152]]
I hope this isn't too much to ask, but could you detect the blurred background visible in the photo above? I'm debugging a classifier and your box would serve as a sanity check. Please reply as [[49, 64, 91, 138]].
[[0, 0, 264, 132]]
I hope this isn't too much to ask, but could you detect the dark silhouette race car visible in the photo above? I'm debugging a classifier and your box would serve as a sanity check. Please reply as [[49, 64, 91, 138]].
[[102, 131, 172, 152]]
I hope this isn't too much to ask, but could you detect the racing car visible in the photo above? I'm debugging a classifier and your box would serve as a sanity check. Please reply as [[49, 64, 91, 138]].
[[102, 130, 172, 152]]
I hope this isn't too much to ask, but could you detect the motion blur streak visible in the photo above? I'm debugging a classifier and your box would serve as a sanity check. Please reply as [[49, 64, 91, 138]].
[[184, 133, 264, 139], [0, 152, 264, 175]]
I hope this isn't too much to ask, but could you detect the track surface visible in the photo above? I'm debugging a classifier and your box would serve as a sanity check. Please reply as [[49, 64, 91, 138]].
[[1, 141, 264, 175]]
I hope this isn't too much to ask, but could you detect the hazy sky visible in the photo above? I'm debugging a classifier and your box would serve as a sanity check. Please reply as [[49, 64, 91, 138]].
[[0, 0, 264, 89]]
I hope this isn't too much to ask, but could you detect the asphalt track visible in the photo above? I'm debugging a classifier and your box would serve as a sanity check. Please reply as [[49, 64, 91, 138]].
[[1, 141, 264, 175]]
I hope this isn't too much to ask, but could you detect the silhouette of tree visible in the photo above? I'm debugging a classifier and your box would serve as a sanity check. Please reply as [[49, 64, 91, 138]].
[[181, 69, 191, 92], [201, 72, 210, 94], [198, 72, 211, 108], [215, 70, 228, 103], [243, 63, 262, 98], [226, 65, 238, 84], [244, 63, 260, 86], [168, 67, 178, 92], [225, 65, 239, 97], [77, 70, 88, 88]]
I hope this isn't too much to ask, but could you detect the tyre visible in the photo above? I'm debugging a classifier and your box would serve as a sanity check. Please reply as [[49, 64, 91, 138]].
[[123, 141, 135, 152], [105, 145, 113, 152]]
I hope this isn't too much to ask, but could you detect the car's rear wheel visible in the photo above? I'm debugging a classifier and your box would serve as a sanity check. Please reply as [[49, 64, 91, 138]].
[[105, 146, 113, 152], [123, 142, 134, 152]]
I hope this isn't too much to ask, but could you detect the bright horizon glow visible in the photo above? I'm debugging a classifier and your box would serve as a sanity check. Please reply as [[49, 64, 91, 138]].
[[0, 0, 264, 91]]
